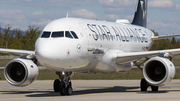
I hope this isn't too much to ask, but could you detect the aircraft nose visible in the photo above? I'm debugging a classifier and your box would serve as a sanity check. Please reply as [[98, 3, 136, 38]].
[[35, 39, 60, 64]]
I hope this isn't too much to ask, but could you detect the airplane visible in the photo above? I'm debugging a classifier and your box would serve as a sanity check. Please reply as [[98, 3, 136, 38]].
[[1, 0, 180, 96]]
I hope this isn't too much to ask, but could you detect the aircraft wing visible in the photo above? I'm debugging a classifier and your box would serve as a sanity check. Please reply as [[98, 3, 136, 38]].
[[151, 34, 180, 40], [0, 48, 35, 56], [116, 48, 180, 65]]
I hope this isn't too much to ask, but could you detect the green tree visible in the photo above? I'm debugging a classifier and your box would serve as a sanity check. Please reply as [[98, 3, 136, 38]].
[[151, 30, 159, 36], [9, 29, 24, 49], [150, 30, 177, 50], [2, 25, 12, 49], [22, 25, 41, 50]]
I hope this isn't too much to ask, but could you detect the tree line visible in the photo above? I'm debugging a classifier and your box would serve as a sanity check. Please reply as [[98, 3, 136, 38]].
[[150, 30, 180, 51], [0, 25, 41, 51], [0, 25, 179, 51]]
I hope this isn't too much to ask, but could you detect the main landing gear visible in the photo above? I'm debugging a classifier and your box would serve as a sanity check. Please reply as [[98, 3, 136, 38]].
[[140, 78, 159, 92], [133, 62, 159, 92], [53, 72, 73, 95]]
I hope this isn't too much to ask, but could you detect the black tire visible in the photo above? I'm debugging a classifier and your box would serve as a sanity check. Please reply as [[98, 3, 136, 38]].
[[151, 86, 158, 92], [69, 81, 72, 87], [141, 78, 148, 91], [66, 85, 73, 95], [53, 79, 60, 92], [60, 81, 66, 96]]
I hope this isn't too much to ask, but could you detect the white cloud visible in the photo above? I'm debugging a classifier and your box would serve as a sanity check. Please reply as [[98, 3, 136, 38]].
[[70, 9, 97, 19], [1, 0, 18, 3], [147, 19, 180, 35], [31, 19, 52, 26], [105, 8, 124, 14], [0, 9, 27, 29], [147, 18, 151, 24], [99, 0, 136, 7], [31, 11, 44, 16], [69, 9, 120, 21], [0, 0, 179, 35], [104, 14, 119, 21], [25, 0, 32, 2], [99, 0, 114, 7], [149, 0, 174, 8], [0, 10, 25, 20], [0, 0, 97, 9], [0, 19, 27, 30], [176, 4, 180, 10], [125, 15, 134, 21], [149, 22, 172, 28], [0, 9, 50, 30]]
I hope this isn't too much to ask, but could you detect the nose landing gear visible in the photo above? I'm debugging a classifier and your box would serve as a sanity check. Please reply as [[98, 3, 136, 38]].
[[53, 72, 73, 95]]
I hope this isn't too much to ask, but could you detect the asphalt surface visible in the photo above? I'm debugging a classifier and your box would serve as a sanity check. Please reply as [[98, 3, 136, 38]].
[[0, 80, 180, 101]]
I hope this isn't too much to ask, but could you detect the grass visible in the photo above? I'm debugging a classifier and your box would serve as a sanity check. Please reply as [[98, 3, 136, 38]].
[[1, 68, 180, 80], [173, 58, 180, 66], [0, 60, 11, 67]]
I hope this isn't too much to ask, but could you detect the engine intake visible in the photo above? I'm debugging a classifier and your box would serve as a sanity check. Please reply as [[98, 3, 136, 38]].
[[143, 57, 175, 86], [4, 58, 39, 87]]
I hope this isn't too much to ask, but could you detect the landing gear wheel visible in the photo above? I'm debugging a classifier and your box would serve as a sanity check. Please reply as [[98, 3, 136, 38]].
[[66, 86, 73, 95], [56, 72, 73, 96], [151, 86, 158, 92], [53, 79, 60, 92], [60, 82, 66, 96], [141, 78, 148, 91], [69, 81, 72, 87]]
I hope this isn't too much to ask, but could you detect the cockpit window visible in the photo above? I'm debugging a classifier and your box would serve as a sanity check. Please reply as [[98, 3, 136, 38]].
[[41, 31, 51, 38], [52, 31, 64, 38], [70, 31, 78, 39], [65, 31, 73, 39]]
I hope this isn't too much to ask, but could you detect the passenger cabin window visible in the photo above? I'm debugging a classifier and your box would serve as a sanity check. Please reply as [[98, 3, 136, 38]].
[[65, 31, 73, 39], [41, 31, 51, 38], [71, 31, 78, 39], [52, 31, 64, 38]]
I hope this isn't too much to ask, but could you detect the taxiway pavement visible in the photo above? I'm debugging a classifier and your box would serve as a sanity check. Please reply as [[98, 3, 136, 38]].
[[0, 80, 180, 101]]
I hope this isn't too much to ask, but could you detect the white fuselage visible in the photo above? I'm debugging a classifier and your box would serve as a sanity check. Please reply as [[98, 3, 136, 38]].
[[35, 18, 154, 73]]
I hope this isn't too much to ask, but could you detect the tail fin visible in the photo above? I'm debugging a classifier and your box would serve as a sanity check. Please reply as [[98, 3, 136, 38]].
[[131, 0, 148, 28]]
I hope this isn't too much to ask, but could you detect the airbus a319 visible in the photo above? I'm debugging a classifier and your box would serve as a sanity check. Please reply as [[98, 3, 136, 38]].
[[1, 0, 180, 95]]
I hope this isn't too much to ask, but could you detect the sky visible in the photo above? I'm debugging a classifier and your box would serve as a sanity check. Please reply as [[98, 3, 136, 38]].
[[0, 0, 180, 35]]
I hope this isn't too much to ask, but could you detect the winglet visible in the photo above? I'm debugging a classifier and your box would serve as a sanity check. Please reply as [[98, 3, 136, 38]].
[[132, 0, 148, 28]]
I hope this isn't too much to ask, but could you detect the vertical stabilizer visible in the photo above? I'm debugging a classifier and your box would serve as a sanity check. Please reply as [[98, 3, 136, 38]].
[[132, 0, 148, 27]]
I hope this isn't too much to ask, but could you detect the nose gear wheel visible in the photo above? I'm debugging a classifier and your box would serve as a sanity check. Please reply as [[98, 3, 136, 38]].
[[53, 72, 73, 96]]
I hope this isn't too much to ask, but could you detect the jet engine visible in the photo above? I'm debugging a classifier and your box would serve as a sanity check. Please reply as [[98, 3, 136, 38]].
[[4, 58, 39, 87], [143, 57, 175, 86]]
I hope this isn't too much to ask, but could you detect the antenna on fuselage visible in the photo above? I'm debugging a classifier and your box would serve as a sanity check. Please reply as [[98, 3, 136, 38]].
[[66, 12, 69, 18]]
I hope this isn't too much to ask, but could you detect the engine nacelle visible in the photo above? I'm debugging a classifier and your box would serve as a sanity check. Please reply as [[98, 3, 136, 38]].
[[143, 57, 175, 86], [4, 58, 39, 87]]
